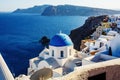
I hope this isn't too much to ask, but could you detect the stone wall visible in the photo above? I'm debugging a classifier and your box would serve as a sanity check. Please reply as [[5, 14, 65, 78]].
[[88, 64, 120, 80]]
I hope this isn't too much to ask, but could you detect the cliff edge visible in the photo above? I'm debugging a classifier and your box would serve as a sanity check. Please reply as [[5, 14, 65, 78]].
[[69, 15, 107, 51]]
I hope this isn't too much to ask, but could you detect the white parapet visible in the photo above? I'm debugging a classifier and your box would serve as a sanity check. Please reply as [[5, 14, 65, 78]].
[[0, 53, 14, 80]]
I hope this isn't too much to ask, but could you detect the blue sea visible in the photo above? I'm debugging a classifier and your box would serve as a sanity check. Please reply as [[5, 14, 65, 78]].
[[0, 13, 87, 76]]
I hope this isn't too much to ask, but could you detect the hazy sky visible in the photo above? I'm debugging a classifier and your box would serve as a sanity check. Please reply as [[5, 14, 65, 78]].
[[0, 0, 120, 12]]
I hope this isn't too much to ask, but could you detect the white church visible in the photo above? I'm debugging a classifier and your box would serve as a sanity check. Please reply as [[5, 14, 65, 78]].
[[28, 32, 81, 77]]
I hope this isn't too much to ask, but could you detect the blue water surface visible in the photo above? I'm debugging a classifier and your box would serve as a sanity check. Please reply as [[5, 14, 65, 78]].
[[0, 13, 87, 76]]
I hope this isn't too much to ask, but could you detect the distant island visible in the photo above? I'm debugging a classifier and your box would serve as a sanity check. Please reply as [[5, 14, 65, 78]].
[[13, 5, 50, 15], [13, 5, 120, 16]]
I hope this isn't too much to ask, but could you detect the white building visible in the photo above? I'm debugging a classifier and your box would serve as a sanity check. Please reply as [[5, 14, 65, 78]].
[[92, 26, 103, 40], [83, 31, 117, 56], [116, 19, 120, 28], [84, 31, 119, 62], [28, 32, 80, 77]]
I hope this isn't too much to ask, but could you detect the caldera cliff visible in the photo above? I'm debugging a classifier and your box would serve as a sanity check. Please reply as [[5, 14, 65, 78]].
[[69, 15, 107, 51]]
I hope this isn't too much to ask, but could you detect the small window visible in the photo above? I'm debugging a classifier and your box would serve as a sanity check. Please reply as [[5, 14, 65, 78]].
[[45, 52, 49, 55], [93, 42, 95, 45], [100, 42, 104, 48], [52, 50, 54, 56], [60, 51, 64, 57], [88, 72, 106, 80], [69, 49, 71, 56]]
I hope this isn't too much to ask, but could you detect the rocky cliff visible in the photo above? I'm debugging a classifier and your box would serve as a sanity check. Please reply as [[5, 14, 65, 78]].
[[13, 5, 50, 14], [13, 5, 120, 16], [69, 15, 107, 51], [42, 5, 120, 16]]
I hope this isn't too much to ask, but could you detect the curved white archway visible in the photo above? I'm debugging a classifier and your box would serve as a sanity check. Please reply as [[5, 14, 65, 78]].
[[38, 61, 50, 70]]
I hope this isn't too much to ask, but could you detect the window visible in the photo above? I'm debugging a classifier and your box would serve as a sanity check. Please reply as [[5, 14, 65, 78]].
[[109, 47, 112, 56], [100, 42, 104, 48], [45, 52, 49, 55], [60, 51, 64, 57], [69, 49, 71, 56], [88, 72, 106, 80], [75, 61, 82, 66], [52, 50, 54, 56], [93, 42, 95, 45]]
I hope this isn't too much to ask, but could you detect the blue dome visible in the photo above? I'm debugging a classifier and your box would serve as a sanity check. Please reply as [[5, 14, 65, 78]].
[[50, 33, 73, 47]]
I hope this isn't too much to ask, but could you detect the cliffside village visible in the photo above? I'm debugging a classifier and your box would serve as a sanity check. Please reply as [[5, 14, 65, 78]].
[[15, 15, 120, 80], [1, 15, 120, 80]]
